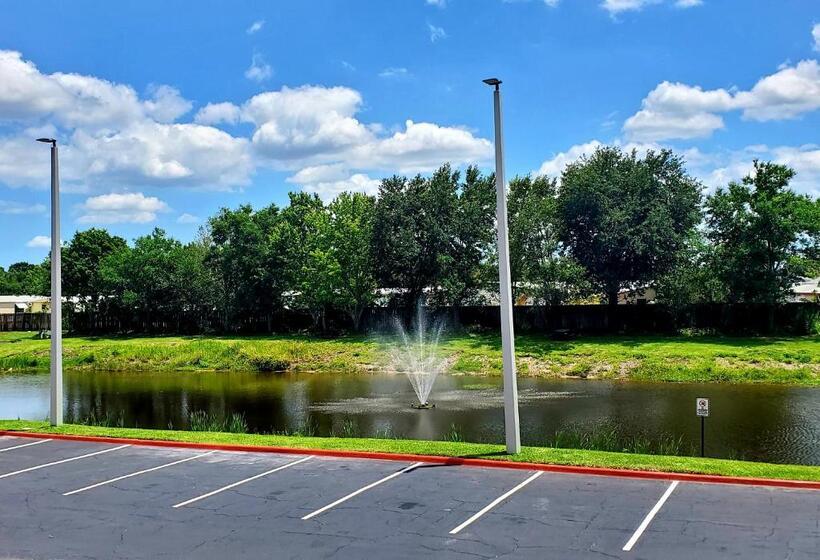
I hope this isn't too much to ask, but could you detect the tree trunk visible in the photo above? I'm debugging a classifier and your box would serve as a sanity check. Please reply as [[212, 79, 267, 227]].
[[607, 288, 619, 307]]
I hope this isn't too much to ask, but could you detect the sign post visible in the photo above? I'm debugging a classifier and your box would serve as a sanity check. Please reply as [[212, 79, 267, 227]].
[[696, 397, 709, 457]]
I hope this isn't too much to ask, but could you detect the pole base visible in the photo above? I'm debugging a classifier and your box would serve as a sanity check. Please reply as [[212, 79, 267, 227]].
[[410, 402, 435, 410]]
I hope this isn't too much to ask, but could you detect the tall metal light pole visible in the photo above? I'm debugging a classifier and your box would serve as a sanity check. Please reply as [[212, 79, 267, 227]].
[[37, 137, 62, 426], [483, 78, 520, 454]]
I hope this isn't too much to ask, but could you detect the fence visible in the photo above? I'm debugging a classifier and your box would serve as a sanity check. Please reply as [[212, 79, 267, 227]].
[[47, 302, 820, 336], [0, 313, 50, 332]]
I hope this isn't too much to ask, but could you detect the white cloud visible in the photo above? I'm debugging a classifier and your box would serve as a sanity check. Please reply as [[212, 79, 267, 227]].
[[813, 23, 820, 52], [26, 235, 51, 248], [425, 0, 446, 7], [194, 102, 241, 125], [78, 192, 169, 224], [294, 173, 381, 202], [245, 53, 273, 82], [0, 200, 46, 214], [143, 85, 192, 123], [428, 24, 447, 43], [177, 212, 199, 224], [0, 50, 253, 191], [535, 140, 604, 177], [624, 60, 820, 141], [379, 67, 411, 78], [543, 0, 560, 6], [674, 0, 702, 7], [246, 20, 265, 35], [0, 51, 489, 196], [600, 0, 661, 14]]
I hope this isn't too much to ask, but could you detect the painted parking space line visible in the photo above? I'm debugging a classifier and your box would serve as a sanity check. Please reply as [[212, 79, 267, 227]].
[[0, 444, 130, 480], [63, 450, 217, 496], [622, 480, 679, 552], [449, 470, 544, 535], [302, 461, 423, 520], [0, 438, 52, 453], [173, 455, 314, 508]]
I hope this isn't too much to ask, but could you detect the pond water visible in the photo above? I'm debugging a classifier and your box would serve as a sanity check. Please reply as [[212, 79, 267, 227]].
[[1, 371, 818, 466]]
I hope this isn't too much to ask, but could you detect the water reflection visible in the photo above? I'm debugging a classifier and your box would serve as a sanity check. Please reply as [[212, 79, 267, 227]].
[[0, 371, 817, 466]]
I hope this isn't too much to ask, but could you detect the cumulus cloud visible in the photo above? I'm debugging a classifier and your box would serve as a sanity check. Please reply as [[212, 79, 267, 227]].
[[177, 212, 199, 224], [194, 102, 241, 125], [246, 20, 265, 35], [0, 50, 490, 197], [245, 53, 273, 82], [78, 192, 169, 224], [242, 87, 492, 172], [0, 50, 254, 190], [292, 172, 381, 201], [0, 200, 46, 214], [26, 235, 51, 248], [624, 60, 820, 141]]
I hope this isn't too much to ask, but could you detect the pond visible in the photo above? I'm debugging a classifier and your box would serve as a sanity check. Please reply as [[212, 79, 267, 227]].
[[1, 371, 818, 466]]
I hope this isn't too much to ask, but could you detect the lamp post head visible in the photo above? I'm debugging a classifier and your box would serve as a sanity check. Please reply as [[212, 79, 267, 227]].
[[36, 138, 57, 146], [482, 78, 502, 90]]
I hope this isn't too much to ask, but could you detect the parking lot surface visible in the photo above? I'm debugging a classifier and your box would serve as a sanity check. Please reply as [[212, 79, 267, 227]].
[[0, 435, 817, 559]]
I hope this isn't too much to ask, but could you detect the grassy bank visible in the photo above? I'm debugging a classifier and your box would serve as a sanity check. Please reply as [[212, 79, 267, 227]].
[[1, 331, 818, 384], [1, 420, 817, 482]]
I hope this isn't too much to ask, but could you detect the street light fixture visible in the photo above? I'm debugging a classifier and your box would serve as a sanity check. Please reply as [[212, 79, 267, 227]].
[[36, 137, 62, 426], [483, 77, 520, 454]]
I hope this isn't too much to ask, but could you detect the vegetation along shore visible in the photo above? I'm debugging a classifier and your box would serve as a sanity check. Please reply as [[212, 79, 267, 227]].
[[1, 331, 817, 385]]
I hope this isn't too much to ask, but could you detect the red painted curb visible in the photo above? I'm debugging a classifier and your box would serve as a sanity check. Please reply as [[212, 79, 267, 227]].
[[2, 430, 818, 490]]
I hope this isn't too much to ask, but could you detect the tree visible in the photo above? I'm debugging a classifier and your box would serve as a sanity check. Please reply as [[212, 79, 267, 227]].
[[207, 204, 285, 330], [558, 147, 702, 305], [0, 262, 49, 295], [327, 192, 377, 331], [372, 165, 459, 306], [62, 228, 127, 327], [654, 232, 727, 306], [705, 161, 820, 304], [438, 166, 496, 307], [278, 192, 336, 330], [508, 175, 587, 305]]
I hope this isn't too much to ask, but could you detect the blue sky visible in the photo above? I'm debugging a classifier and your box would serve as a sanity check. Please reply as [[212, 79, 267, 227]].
[[1, 0, 818, 267]]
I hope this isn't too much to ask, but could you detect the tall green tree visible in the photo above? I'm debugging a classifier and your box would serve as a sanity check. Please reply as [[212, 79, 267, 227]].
[[508, 175, 586, 305], [62, 228, 127, 324], [439, 166, 496, 307], [278, 192, 336, 330], [705, 161, 820, 303], [558, 147, 702, 305], [327, 192, 377, 331], [372, 165, 459, 306], [0, 262, 49, 295], [207, 204, 285, 330]]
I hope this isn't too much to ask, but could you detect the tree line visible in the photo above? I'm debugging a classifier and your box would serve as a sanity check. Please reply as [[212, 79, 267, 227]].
[[1, 147, 818, 332]]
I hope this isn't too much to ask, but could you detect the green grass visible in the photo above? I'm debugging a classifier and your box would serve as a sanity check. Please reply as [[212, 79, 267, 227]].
[[1, 419, 817, 482], [1, 330, 818, 384]]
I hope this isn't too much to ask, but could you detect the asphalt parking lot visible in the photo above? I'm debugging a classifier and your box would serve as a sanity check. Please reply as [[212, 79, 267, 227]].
[[0, 435, 817, 559]]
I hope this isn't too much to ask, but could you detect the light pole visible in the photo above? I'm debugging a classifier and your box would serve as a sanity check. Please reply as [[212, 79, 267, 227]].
[[483, 78, 520, 454], [37, 137, 62, 426]]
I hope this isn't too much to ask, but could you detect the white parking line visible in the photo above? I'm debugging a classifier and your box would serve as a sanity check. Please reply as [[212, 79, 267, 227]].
[[449, 471, 544, 535], [0, 438, 52, 453], [63, 450, 217, 496], [622, 481, 679, 552], [173, 455, 313, 508], [0, 444, 130, 479], [302, 461, 423, 520]]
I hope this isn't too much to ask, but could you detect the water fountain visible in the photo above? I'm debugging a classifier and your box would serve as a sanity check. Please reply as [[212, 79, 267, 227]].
[[390, 306, 447, 409]]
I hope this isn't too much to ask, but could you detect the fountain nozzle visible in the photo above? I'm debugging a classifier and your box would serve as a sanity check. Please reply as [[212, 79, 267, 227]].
[[410, 402, 435, 410]]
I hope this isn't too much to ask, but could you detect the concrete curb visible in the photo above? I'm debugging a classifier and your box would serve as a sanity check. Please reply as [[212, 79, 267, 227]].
[[2, 430, 818, 490]]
